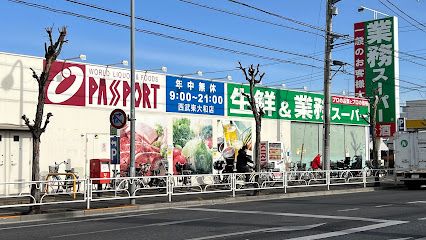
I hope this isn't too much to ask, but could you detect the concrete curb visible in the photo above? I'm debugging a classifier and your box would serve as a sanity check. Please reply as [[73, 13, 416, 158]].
[[0, 187, 375, 224]]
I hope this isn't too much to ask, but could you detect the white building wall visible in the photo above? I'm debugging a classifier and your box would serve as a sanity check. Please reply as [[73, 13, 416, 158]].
[[0, 51, 368, 181], [405, 100, 426, 119]]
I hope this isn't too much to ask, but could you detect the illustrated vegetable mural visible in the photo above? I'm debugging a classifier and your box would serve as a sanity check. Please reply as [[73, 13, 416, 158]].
[[173, 118, 213, 174]]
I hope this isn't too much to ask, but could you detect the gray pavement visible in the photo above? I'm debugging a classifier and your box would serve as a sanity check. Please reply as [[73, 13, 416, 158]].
[[0, 187, 425, 239]]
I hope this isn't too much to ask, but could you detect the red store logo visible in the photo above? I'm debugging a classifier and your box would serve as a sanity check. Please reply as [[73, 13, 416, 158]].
[[45, 61, 86, 106]]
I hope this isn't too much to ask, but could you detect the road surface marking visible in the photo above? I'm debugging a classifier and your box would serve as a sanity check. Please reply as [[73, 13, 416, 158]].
[[338, 208, 360, 212], [175, 207, 408, 240], [187, 223, 325, 240], [284, 221, 408, 240], [0, 212, 159, 231], [49, 217, 213, 238], [419, 217, 426, 220], [387, 238, 412, 240], [407, 201, 426, 204], [375, 204, 393, 208], [175, 207, 389, 223]]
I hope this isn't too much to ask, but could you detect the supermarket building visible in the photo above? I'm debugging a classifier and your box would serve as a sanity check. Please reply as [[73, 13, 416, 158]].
[[0, 51, 370, 191]]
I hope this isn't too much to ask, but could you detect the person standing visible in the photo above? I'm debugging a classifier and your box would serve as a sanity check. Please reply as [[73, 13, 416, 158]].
[[236, 145, 253, 182]]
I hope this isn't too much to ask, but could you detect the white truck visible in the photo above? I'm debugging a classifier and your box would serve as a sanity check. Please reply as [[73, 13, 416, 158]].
[[394, 131, 426, 189]]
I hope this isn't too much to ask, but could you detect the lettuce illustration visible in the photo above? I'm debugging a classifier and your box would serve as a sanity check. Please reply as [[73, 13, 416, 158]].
[[173, 118, 194, 148], [194, 140, 212, 174]]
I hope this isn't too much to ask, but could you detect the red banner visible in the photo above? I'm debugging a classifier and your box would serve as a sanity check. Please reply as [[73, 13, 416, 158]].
[[354, 22, 366, 97], [331, 96, 369, 106], [375, 122, 396, 138]]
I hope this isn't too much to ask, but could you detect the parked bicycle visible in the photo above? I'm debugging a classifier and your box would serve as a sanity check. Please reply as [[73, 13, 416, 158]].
[[212, 145, 234, 186], [259, 162, 281, 187], [287, 162, 312, 185], [149, 159, 168, 190], [235, 164, 258, 189], [45, 161, 80, 194], [235, 162, 280, 189]]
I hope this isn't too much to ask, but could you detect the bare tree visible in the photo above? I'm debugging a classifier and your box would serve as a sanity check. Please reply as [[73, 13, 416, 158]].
[[22, 27, 67, 214], [370, 95, 380, 171], [238, 62, 265, 173]]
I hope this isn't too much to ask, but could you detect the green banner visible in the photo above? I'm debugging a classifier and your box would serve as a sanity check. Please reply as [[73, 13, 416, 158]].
[[364, 17, 397, 124], [227, 83, 369, 125]]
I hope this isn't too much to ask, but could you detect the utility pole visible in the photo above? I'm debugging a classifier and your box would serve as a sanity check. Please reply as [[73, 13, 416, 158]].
[[323, 0, 333, 171], [129, 0, 136, 205], [323, 0, 341, 170]]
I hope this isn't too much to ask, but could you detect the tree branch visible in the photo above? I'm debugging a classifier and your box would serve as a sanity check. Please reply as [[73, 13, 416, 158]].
[[29, 68, 40, 83], [241, 91, 251, 101], [255, 72, 265, 84], [41, 27, 68, 84], [361, 113, 371, 125], [53, 27, 68, 59], [46, 27, 54, 49], [248, 64, 255, 77], [253, 64, 260, 78], [238, 62, 249, 81], [41, 112, 53, 133], [22, 115, 34, 131], [259, 107, 265, 117], [241, 91, 258, 116]]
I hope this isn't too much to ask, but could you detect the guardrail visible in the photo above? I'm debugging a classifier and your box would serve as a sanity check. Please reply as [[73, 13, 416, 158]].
[[0, 168, 396, 210]]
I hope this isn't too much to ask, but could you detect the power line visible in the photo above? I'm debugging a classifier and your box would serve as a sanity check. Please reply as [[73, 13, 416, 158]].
[[227, 0, 326, 32], [226, 0, 426, 68], [403, 48, 426, 54], [378, 0, 426, 35], [11, 0, 426, 94], [307, 0, 325, 90], [186, 0, 426, 70], [226, 0, 352, 41], [177, 0, 324, 37], [183, 0, 426, 69], [188, 45, 351, 78], [384, 0, 426, 31], [398, 50, 426, 62], [62, 0, 324, 63], [8, 0, 322, 70]]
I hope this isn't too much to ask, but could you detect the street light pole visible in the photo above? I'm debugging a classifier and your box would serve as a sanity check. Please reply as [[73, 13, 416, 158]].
[[323, 0, 333, 171], [358, 6, 389, 20], [129, 0, 136, 205]]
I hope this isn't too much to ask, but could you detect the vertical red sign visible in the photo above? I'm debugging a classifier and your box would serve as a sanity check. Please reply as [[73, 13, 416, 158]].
[[354, 22, 366, 97], [260, 141, 268, 165]]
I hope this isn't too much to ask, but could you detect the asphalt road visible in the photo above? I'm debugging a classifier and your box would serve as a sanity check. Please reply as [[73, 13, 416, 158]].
[[1, 188, 425, 240]]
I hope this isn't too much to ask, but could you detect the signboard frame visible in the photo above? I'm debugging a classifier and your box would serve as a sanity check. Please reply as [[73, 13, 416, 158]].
[[354, 16, 400, 137]]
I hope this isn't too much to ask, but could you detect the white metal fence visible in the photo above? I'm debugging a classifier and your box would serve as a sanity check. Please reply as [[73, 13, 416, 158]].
[[0, 168, 396, 210]]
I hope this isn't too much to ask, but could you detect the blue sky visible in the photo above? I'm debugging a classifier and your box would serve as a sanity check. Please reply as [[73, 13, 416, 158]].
[[1, 0, 425, 103]]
